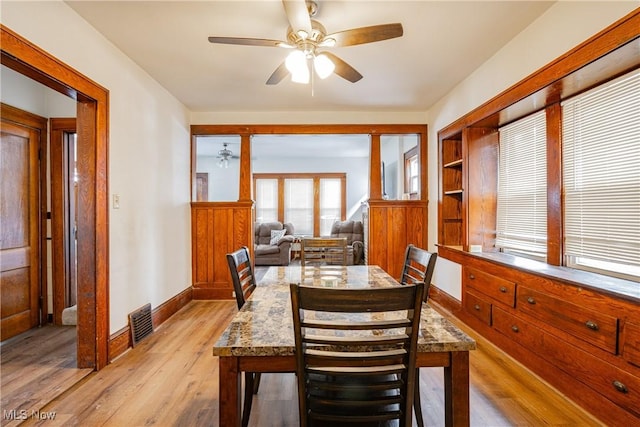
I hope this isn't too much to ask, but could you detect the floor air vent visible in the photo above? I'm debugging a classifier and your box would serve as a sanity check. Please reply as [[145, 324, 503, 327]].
[[129, 303, 154, 347]]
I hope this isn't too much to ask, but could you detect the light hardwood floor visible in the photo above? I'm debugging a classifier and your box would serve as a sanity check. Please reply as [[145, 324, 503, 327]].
[[5, 300, 602, 426], [1, 325, 92, 427]]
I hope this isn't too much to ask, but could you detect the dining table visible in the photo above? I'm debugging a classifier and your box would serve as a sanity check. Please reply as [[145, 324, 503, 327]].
[[213, 265, 477, 427]]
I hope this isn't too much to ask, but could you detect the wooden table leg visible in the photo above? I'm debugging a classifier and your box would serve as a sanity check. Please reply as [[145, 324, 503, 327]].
[[444, 351, 470, 427], [219, 356, 241, 427]]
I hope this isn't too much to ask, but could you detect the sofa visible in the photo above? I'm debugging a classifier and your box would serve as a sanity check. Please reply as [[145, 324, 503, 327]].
[[329, 220, 365, 265], [254, 222, 295, 266]]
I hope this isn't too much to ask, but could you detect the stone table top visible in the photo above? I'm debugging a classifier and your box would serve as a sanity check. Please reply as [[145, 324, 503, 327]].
[[213, 265, 476, 357]]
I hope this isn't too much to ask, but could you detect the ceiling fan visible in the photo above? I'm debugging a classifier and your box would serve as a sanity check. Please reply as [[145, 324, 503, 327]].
[[217, 143, 238, 168], [208, 0, 403, 85]]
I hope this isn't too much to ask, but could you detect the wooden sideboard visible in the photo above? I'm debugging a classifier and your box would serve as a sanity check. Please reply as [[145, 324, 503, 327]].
[[436, 246, 640, 425]]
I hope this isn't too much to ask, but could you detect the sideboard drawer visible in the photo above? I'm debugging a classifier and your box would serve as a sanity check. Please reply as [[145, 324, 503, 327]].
[[622, 322, 640, 369], [464, 291, 492, 326], [463, 267, 516, 307], [517, 286, 618, 354], [494, 307, 640, 418]]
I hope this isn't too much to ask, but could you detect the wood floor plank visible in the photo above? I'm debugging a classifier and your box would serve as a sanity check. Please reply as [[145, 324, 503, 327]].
[[5, 300, 604, 427], [1, 325, 92, 427]]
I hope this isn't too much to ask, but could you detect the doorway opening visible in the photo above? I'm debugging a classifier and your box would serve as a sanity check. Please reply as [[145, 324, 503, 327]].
[[51, 119, 78, 325], [1, 26, 109, 369]]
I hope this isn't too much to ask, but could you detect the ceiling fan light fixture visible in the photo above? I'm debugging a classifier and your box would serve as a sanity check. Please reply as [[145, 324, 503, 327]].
[[217, 143, 233, 167], [314, 54, 334, 79], [286, 50, 310, 83]]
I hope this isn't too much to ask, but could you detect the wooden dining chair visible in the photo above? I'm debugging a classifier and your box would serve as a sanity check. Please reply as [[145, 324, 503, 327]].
[[399, 244, 437, 427], [300, 237, 348, 266], [290, 282, 425, 427], [226, 246, 261, 427]]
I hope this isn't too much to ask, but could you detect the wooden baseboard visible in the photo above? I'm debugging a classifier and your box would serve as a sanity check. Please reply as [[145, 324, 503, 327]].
[[428, 284, 462, 315], [192, 287, 234, 300], [108, 287, 193, 361]]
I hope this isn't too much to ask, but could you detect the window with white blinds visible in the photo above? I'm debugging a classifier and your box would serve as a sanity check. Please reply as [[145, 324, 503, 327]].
[[562, 69, 640, 281], [285, 179, 314, 236], [255, 179, 278, 223], [319, 178, 341, 236], [496, 110, 547, 258]]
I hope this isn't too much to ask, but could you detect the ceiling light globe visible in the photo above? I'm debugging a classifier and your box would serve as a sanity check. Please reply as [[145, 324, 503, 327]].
[[286, 50, 310, 84], [314, 54, 335, 79]]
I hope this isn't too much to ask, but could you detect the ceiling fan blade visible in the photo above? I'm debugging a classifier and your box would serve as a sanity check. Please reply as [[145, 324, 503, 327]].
[[266, 61, 289, 85], [325, 23, 403, 47], [322, 52, 363, 83], [208, 36, 286, 47], [282, 0, 312, 37]]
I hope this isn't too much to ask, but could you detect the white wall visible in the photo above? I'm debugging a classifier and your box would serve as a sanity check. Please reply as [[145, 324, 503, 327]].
[[1, 0, 191, 333], [1, 65, 76, 117], [197, 156, 241, 201], [426, 2, 638, 300]]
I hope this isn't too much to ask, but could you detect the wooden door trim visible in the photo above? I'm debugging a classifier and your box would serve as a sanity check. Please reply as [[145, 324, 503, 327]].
[[50, 118, 77, 325], [1, 25, 109, 369]]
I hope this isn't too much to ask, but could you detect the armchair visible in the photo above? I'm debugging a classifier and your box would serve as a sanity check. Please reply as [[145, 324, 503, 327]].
[[254, 222, 295, 266], [329, 220, 364, 265]]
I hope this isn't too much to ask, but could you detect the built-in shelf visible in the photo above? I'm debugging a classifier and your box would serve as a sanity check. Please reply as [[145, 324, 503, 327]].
[[439, 138, 464, 247]]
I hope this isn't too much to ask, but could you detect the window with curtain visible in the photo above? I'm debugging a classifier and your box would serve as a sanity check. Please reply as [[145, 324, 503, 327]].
[[562, 69, 640, 281], [255, 179, 278, 223], [496, 110, 547, 259]]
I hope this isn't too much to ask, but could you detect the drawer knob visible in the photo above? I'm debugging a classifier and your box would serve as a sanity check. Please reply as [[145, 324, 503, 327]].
[[585, 320, 599, 331], [511, 325, 519, 333], [474, 304, 481, 311], [612, 380, 628, 394], [527, 297, 536, 305], [499, 286, 508, 293], [469, 274, 475, 280]]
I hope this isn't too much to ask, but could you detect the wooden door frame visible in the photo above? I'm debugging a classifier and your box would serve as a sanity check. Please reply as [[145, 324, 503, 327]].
[[1, 25, 109, 369], [50, 118, 77, 325]]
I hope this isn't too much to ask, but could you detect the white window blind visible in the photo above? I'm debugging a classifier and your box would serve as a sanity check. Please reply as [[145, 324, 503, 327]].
[[562, 69, 640, 279], [319, 178, 341, 235], [255, 179, 278, 223], [285, 179, 314, 236], [496, 110, 547, 257]]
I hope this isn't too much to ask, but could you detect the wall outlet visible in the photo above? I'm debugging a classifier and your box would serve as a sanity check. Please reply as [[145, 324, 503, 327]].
[[470, 245, 483, 253], [113, 194, 120, 209]]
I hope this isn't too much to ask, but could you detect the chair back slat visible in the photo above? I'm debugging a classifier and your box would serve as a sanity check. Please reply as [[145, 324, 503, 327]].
[[301, 237, 348, 266], [226, 246, 256, 310], [291, 282, 424, 427], [400, 244, 438, 302]]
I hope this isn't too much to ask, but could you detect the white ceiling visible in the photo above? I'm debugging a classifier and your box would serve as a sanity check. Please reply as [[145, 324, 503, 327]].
[[65, 1, 555, 113]]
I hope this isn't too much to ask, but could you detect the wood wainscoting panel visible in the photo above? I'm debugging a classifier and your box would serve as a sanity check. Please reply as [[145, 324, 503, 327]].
[[366, 200, 427, 279], [191, 201, 253, 299]]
